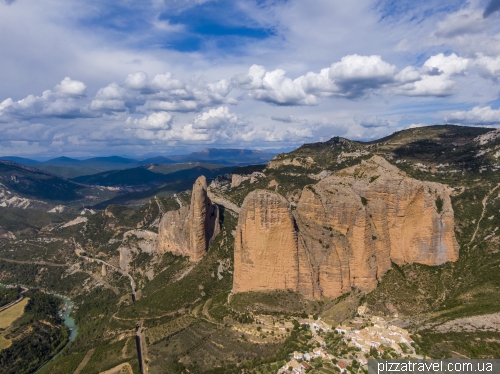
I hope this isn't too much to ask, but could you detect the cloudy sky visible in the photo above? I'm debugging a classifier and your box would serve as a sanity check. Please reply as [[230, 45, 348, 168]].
[[1, 0, 500, 157]]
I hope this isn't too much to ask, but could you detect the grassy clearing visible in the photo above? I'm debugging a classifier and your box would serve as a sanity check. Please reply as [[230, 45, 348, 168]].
[[98, 362, 134, 374], [0, 298, 28, 329], [0, 335, 12, 350], [37, 352, 87, 374], [414, 331, 500, 359], [78, 340, 138, 374], [146, 315, 197, 344]]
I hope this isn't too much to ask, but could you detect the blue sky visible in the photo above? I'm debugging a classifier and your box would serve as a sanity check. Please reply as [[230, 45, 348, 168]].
[[1, 0, 500, 157]]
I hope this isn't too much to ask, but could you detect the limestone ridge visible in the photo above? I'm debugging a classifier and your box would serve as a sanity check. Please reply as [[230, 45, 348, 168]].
[[233, 156, 459, 299], [156, 176, 220, 261]]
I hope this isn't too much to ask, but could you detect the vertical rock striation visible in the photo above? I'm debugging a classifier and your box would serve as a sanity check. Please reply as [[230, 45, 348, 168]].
[[233, 190, 299, 293], [156, 176, 220, 261], [189, 176, 220, 261], [233, 156, 460, 299]]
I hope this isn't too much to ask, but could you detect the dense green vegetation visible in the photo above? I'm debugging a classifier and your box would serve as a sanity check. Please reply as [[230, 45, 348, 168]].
[[0, 206, 76, 237], [414, 331, 500, 359], [0, 287, 20, 308], [36, 164, 101, 179], [0, 161, 84, 201], [72, 167, 174, 186], [0, 291, 68, 373], [0, 261, 88, 294]]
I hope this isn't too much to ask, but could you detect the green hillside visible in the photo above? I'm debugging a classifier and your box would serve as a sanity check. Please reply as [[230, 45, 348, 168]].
[[0, 161, 84, 201]]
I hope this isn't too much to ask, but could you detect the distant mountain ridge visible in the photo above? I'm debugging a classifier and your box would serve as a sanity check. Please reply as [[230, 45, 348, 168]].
[[0, 156, 42, 167], [72, 164, 235, 187], [0, 148, 276, 178], [163, 148, 276, 165]]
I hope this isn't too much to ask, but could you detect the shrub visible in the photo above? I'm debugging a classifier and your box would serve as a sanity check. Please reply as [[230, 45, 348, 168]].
[[436, 196, 444, 213]]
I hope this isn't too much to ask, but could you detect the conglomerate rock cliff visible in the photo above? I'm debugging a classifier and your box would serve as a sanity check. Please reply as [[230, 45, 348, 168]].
[[156, 176, 220, 261], [233, 156, 459, 299], [233, 190, 300, 293]]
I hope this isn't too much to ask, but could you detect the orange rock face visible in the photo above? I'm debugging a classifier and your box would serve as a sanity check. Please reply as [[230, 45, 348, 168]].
[[233, 190, 299, 293], [189, 176, 220, 261], [232, 156, 459, 299], [156, 176, 220, 261]]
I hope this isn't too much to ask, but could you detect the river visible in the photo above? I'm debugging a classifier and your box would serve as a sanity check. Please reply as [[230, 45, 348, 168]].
[[55, 294, 78, 342], [0, 284, 79, 372], [35, 293, 79, 372]]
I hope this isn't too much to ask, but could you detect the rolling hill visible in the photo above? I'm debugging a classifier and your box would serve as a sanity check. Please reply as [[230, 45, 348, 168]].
[[0, 161, 84, 202]]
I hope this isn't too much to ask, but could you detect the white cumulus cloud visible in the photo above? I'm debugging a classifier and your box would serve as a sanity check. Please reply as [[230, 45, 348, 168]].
[[133, 106, 247, 144], [237, 54, 469, 105], [236, 65, 317, 106], [127, 111, 173, 130], [130, 72, 235, 112], [395, 53, 469, 97], [326, 54, 398, 98], [237, 55, 399, 105], [0, 77, 94, 121], [472, 54, 500, 81], [445, 106, 500, 124], [54, 77, 87, 97]]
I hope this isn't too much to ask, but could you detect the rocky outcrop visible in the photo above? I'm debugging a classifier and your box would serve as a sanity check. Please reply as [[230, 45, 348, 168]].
[[209, 174, 232, 191], [267, 156, 316, 170], [189, 176, 220, 261], [231, 174, 250, 188], [156, 176, 220, 261], [233, 190, 299, 293], [233, 156, 459, 299], [48, 205, 66, 213], [123, 230, 158, 253], [475, 128, 500, 145], [0, 228, 16, 240], [118, 230, 158, 271], [0, 183, 48, 210], [231, 172, 266, 188], [207, 190, 241, 214], [60, 216, 88, 228]]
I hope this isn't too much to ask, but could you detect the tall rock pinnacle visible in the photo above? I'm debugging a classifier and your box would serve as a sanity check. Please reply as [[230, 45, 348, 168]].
[[156, 176, 220, 261]]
